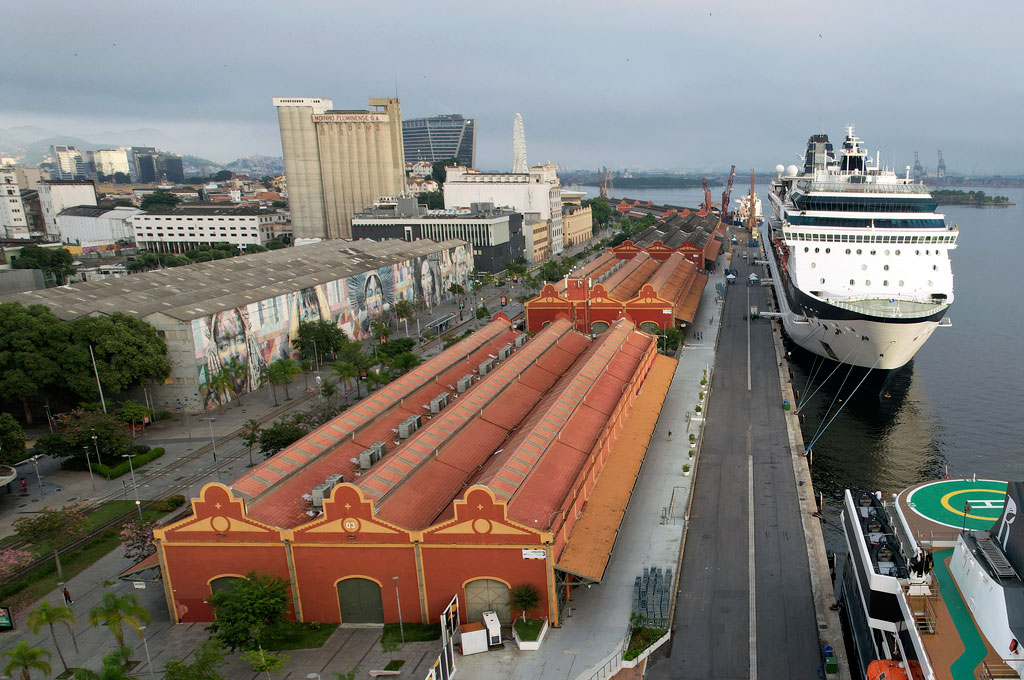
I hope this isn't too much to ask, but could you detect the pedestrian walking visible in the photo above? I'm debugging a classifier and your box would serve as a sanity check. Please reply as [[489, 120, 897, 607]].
[[667, 431, 672, 441], [62, 587, 73, 605], [20, 478, 27, 493]]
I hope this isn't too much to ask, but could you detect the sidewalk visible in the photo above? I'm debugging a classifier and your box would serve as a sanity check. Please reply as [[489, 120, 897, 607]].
[[454, 252, 732, 680]]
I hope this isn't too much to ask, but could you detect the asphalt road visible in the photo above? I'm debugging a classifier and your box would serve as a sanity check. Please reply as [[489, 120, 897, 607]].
[[647, 245, 821, 679]]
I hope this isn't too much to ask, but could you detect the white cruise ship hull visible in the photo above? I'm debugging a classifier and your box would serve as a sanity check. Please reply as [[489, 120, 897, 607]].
[[759, 221, 946, 371]]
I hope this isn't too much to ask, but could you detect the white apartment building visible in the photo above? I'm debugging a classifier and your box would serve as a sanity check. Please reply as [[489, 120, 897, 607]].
[[132, 206, 277, 252], [57, 206, 141, 249], [39, 180, 97, 240], [0, 168, 29, 239], [443, 163, 563, 259]]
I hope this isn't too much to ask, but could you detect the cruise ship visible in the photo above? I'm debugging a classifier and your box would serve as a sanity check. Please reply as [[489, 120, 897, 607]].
[[838, 479, 1024, 680], [761, 127, 956, 370]]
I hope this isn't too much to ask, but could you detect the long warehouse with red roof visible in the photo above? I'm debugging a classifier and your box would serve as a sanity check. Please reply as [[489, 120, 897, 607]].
[[154, 314, 676, 628]]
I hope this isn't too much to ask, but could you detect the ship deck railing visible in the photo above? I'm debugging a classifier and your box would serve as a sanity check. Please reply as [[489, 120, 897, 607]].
[[820, 296, 948, 320], [800, 181, 932, 195], [977, 660, 1020, 680], [908, 592, 938, 635]]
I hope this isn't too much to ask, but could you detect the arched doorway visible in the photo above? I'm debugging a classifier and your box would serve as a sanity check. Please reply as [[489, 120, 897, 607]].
[[590, 320, 610, 334], [209, 576, 244, 596], [639, 321, 661, 334], [464, 578, 511, 624], [337, 578, 384, 624]]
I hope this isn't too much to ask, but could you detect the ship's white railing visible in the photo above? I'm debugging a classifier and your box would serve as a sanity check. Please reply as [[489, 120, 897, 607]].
[[823, 297, 948, 319], [800, 182, 933, 194]]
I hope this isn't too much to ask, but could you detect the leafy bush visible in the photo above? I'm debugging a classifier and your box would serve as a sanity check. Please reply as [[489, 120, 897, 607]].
[[154, 495, 186, 513], [94, 447, 165, 480], [623, 626, 666, 661]]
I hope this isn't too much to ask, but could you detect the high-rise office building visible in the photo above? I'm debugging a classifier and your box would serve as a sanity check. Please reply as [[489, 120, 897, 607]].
[[129, 147, 184, 183], [402, 114, 476, 167], [273, 96, 406, 240], [51, 145, 86, 180]]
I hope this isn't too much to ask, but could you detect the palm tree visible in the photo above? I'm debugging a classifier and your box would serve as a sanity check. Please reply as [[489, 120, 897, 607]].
[[73, 649, 132, 680], [329, 360, 359, 401], [240, 418, 262, 468], [86, 592, 151, 649], [259, 365, 278, 406], [227, 358, 250, 406], [364, 369, 388, 392], [200, 367, 234, 413], [386, 352, 422, 377], [510, 583, 541, 622], [27, 601, 76, 673], [2, 641, 51, 680]]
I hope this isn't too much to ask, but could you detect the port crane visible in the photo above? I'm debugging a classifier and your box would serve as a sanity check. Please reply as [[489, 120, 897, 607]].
[[937, 150, 947, 178], [598, 167, 614, 199], [745, 168, 758, 231], [702, 177, 712, 213], [720, 165, 736, 222]]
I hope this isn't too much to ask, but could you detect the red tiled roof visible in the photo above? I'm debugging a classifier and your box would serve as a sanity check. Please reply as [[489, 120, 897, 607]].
[[237, 318, 521, 528], [604, 253, 659, 302], [553, 252, 617, 292]]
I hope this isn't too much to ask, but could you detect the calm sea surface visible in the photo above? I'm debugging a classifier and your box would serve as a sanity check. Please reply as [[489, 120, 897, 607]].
[[577, 183, 1024, 549]]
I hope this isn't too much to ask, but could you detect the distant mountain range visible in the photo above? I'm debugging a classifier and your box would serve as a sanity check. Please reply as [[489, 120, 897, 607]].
[[0, 126, 281, 176]]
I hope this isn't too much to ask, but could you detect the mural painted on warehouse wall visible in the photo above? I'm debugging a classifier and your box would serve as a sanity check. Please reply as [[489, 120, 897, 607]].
[[193, 245, 472, 409]]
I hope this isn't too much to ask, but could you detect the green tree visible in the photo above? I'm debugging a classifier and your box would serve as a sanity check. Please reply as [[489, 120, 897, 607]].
[[241, 647, 287, 680], [240, 418, 262, 467], [33, 409, 130, 469], [381, 636, 401, 663], [64, 312, 170, 401], [163, 638, 227, 680], [386, 352, 422, 377], [200, 367, 235, 414], [86, 592, 151, 649], [127, 252, 160, 273], [475, 304, 490, 320], [295, 319, 346, 364], [376, 337, 415, 359], [227, 358, 250, 406], [140, 192, 181, 211], [370, 318, 393, 345], [11, 244, 74, 286], [364, 369, 389, 392], [430, 157, 461, 187], [27, 601, 77, 674], [392, 299, 416, 327], [206, 570, 291, 651], [510, 583, 541, 622], [329, 360, 359, 400], [419, 191, 443, 209], [73, 649, 133, 680], [0, 303, 68, 422], [258, 417, 307, 458], [583, 196, 611, 225], [266, 359, 300, 401], [13, 504, 89, 580], [2, 641, 51, 680], [265, 239, 286, 250], [118, 400, 151, 439], [0, 412, 27, 463]]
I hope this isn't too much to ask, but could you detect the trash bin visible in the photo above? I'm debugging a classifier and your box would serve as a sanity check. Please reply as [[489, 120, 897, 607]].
[[782, 400, 791, 411], [822, 645, 837, 674]]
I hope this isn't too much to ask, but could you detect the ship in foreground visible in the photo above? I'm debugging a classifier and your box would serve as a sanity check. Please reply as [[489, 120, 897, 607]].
[[838, 478, 1024, 680], [761, 126, 956, 370]]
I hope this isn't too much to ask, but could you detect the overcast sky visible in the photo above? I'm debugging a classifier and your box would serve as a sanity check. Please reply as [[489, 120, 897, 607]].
[[3, 0, 1022, 173]]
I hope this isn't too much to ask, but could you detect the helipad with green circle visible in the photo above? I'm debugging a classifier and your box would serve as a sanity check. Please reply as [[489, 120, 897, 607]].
[[905, 479, 1007, 530]]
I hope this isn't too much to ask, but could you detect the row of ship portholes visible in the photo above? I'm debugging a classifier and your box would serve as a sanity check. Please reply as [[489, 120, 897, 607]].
[[803, 246, 942, 257], [814, 278, 935, 287], [809, 261, 940, 272]]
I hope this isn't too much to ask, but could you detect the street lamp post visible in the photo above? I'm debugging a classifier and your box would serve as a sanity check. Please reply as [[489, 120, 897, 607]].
[[122, 453, 144, 520], [30, 456, 43, 496], [91, 433, 102, 465], [43, 403, 53, 434], [203, 417, 218, 462], [82, 446, 96, 492], [393, 576, 404, 643], [138, 625, 155, 679]]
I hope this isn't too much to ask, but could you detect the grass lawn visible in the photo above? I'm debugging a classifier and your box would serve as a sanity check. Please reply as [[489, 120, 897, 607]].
[[384, 660, 405, 671], [264, 621, 340, 650], [382, 622, 441, 645], [513, 618, 544, 641]]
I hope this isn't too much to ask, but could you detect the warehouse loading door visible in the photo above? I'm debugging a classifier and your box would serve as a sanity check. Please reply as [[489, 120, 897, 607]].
[[464, 579, 510, 624], [337, 578, 384, 624]]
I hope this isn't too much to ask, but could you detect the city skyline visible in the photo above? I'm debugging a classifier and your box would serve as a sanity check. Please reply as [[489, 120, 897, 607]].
[[3, 1, 1023, 173]]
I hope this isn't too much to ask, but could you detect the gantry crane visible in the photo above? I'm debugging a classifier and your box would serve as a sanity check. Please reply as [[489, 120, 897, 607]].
[[745, 168, 758, 231], [702, 177, 712, 213], [721, 165, 736, 222]]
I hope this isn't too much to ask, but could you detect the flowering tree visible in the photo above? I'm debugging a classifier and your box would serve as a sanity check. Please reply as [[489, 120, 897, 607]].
[[0, 548, 35, 585], [119, 518, 157, 562], [13, 504, 89, 580]]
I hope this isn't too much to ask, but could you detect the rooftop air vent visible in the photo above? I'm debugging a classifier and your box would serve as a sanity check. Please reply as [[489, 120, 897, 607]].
[[478, 358, 494, 376], [497, 344, 514, 360], [430, 392, 450, 414], [457, 375, 474, 394]]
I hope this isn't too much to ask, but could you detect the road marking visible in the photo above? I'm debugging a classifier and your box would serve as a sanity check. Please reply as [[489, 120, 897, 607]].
[[746, 285, 752, 391], [748, 435, 757, 680]]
